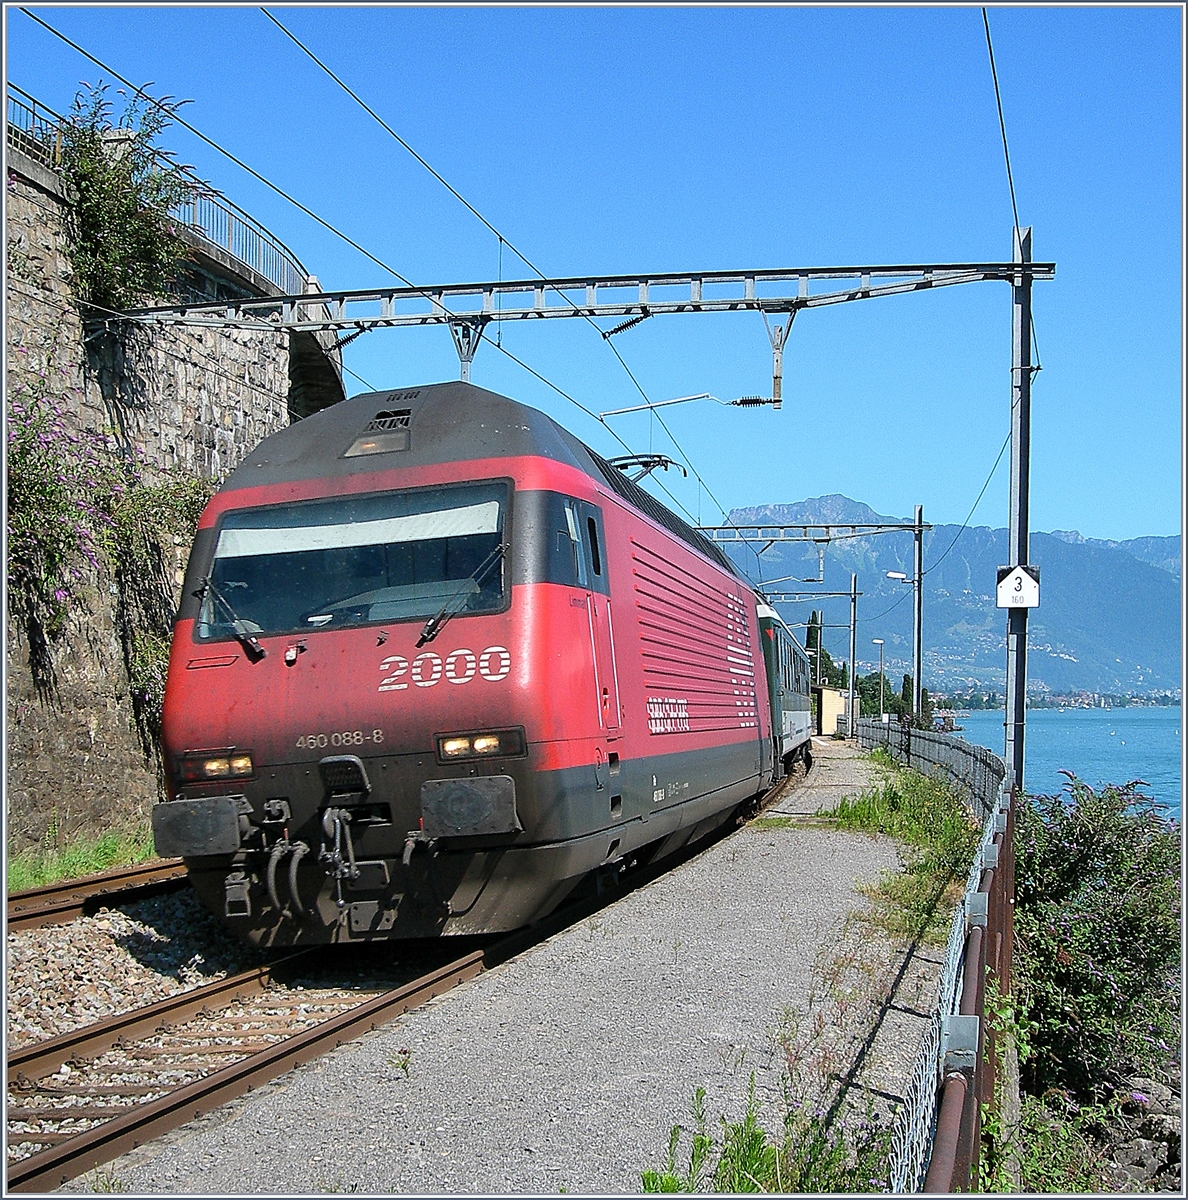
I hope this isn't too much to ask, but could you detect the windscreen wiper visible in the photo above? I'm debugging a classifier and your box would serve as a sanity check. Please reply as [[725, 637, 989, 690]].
[[417, 543, 507, 647], [198, 576, 267, 661]]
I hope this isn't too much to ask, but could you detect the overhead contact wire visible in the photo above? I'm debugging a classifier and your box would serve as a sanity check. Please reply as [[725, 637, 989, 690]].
[[19, 10, 618, 437], [27, 8, 722, 537], [259, 9, 740, 533]]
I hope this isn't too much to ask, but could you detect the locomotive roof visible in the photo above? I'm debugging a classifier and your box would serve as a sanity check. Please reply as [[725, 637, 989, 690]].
[[224, 381, 746, 581]]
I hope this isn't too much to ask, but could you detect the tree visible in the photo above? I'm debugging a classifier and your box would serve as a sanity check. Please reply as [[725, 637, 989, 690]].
[[857, 671, 907, 720]]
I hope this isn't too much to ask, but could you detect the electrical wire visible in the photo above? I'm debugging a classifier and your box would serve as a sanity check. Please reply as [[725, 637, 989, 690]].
[[981, 6, 1043, 370], [924, 428, 1011, 575], [859, 424, 1012, 625], [258, 8, 743, 532], [20, 8, 424, 294], [489, 342, 704, 527], [14, 16, 602, 437], [982, 7, 1020, 237], [860, 583, 914, 626], [260, 8, 543, 280], [25, 7, 726, 535]]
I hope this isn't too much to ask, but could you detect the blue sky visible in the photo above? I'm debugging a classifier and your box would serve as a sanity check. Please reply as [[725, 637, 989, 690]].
[[7, 4, 1183, 541]]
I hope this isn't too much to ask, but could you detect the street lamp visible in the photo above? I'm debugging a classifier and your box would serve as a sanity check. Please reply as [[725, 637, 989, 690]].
[[872, 639, 884, 721], [886, 569, 922, 719]]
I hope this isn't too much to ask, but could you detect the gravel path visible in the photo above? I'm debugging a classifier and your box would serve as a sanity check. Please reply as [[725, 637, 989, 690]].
[[771, 736, 880, 815], [60, 743, 926, 1195]]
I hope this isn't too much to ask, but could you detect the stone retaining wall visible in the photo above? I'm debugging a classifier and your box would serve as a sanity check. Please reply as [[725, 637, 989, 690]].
[[5, 148, 338, 852]]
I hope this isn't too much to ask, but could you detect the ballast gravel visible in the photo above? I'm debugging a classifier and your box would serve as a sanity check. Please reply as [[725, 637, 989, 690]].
[[5, 889, 268, 1048], [63, 740, 924, 1196]]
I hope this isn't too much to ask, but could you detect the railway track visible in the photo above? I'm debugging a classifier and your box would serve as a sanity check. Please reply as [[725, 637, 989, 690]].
[[5, 792, 779, 1192], [6, 876, 608, 1192], [6, 860, 190, 931], [6, 945, 492, 1192]]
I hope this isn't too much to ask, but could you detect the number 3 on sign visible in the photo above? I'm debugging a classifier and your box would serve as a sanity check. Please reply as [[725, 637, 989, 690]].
[[996, 565, 1040, 609]]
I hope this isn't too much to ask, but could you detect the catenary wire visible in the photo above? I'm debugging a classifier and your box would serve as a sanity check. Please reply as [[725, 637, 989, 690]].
[[859, 425, 1012, 623], [20, 9, 428, 295], [258, 8, 745, 532], [260, 8, 542, 279], [23, 8, 727, 535], [9, 18, 589, 433], [924, 428, 1011, 575], [981, 6, 1043, 370], [489, 342, 704, 527], [981, 7, 1020, 237]]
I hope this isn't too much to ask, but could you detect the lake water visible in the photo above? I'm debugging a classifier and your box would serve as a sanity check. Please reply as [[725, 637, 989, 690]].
[[955, 707, 1182, 819]]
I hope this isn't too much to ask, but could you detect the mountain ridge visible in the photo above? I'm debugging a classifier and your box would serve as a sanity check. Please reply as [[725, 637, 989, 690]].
[[723, 495, 1182, 695]]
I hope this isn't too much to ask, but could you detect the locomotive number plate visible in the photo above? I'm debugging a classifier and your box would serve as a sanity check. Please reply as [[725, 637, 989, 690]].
[[296, 729, 384, 749], [378, 645, 511, 692]]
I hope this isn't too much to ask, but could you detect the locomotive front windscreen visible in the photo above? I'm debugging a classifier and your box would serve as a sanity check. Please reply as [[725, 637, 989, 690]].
[[196, 481, 508, 638]]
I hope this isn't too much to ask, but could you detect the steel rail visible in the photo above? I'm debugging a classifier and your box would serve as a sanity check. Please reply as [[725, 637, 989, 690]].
[[7, 955, 311, 1085], [7, 951, 485, 1193], [6, 860, 189, 931]]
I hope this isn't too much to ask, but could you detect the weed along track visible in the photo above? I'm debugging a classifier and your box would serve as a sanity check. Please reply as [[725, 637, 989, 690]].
[[5, 948, 487, 1192], [6, 860, 189, 931]]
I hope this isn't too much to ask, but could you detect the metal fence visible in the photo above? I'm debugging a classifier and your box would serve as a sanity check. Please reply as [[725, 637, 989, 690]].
[[7, 85, 63, 168], [6, 84, 308, 296], [857, 719, 1014, 1192]]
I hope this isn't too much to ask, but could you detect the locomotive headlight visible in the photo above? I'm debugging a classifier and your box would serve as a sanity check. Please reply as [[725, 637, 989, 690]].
[[177, 750, 255, 783], [439, 737, 473, 759], [435, 728, 525, 763]]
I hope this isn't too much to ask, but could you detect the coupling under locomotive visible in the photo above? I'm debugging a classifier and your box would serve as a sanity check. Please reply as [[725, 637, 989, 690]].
[[154, 382, 811, 945]]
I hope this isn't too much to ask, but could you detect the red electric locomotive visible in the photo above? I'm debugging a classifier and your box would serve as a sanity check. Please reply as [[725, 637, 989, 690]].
[[155, 382, 811, 945]]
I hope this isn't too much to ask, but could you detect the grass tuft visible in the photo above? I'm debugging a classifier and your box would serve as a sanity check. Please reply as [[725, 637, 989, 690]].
[[642, 1075, 888, 1194], [7, 827, 156, 894], [823, 760, 978, 943], [750, 816, 795, 831]]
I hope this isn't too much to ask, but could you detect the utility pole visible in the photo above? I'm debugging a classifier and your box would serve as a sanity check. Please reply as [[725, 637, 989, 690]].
[[913, 504, 924, 720], [1004, 228, 1033, 790], [848, 573, 858, 739]]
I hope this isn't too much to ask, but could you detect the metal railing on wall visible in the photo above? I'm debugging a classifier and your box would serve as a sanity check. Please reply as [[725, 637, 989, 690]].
[[857, 718, 1015, 1193], [6, 84, 308, 297]]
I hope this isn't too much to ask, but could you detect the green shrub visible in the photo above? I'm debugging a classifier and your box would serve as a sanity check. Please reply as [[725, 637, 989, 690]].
[[59, 81, 193, 312], [997, 1093, 1112, 1193], [1014, 776, 1180, 1098], [7, 372, 212, 752]]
